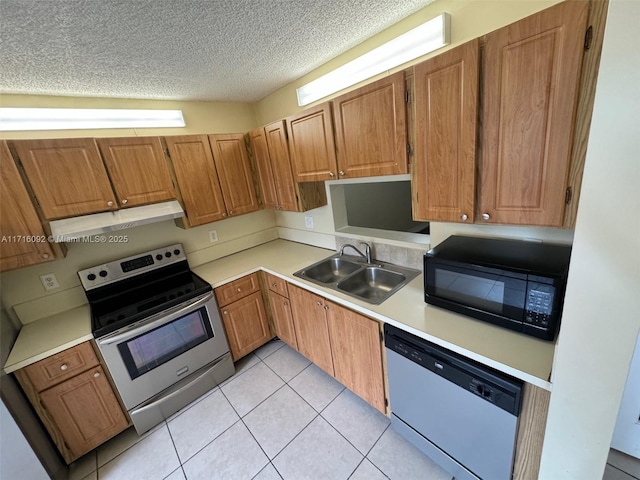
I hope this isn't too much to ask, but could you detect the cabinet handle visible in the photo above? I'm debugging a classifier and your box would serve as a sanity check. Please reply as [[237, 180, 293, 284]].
[[339, 171, 345, 177], [284, 301, 288, 307], [42, 253, 50, 259], [481, 213, 491, 221], [223, 310, 228, 315], [460, 214, 468, 221], [93, 372, 100, 378], [316, 301, 322, 306], [60, 364, 68, 371], [324, 305, 329, 311], [272, 283, 277, 287], [237, 287, 242, 292], [107, 201, 114, 207], [328, 172, 335, 177], [121, 199, 128, 205]]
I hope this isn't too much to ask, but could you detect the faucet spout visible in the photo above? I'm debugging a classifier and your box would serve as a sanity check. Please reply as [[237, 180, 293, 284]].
[[339, 242, 373, 263]]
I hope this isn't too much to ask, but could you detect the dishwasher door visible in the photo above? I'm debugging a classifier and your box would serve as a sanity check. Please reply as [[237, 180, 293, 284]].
[[385, 326, 522, 480]]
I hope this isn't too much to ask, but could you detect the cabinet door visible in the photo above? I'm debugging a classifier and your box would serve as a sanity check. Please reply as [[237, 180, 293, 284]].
[[214, 272, 261, 307], [480, 1, 588, 226], [39, 365, 128, 461], [96, 137, 176, 208], [288, 285, 334, 376], [332, 72, 407, 178], [326, 302, 386, 413], [209, 134, 260, 217], [220, 291, 271, 360], [0, 141, 56, 271], [13, 138, 117, 219], [270, 292, 298, 351], [286, 103, 338, 182], [413, 39, 479, 223], [265, 120, 299, 211], [249, 128, 279, 210], [164, 135, 227, 226]]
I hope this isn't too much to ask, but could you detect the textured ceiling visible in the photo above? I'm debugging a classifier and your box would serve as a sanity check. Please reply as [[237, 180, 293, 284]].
[[0, 0, 433, 102]]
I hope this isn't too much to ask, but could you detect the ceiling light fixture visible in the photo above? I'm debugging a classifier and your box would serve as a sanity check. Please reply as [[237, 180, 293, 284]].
[[0, 108, 186, 131], [296, 13, 451, 107]]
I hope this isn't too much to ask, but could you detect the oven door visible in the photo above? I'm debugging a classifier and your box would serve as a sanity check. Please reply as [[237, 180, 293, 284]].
[[96, 291, 230, 410]]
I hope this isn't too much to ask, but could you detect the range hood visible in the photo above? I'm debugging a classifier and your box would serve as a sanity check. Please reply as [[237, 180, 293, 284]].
[[49, 201, 184, 241]]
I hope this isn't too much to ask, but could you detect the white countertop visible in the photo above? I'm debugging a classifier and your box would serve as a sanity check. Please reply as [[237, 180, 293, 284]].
[[4, 239, 555, 390]]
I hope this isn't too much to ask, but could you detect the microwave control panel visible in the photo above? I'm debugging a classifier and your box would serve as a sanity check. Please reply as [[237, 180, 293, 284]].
[[524, 283, 555, 327]]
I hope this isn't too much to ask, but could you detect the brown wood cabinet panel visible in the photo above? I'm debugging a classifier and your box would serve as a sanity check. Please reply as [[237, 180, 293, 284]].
[[480, 1, 588, 226], [164, 135, 227, 226], [249, 128, 279, 210], [513, 383, 551, 480], [326, 302, 386, 413], [12, 138, 117, 219], [38, 365, 128, 461], [269, 291, 298, 351], [220, 291, 271, 360], [288, 285, 334, 376], [412, 39, 479, 223], [23, 342, 99, 393], [265, 272, 289, 297], [264, 121, 299, 211], [0, 141, 56, 272], [332, 72, 407, 178], [286, 103, 338, 182], [96, 137, 176, 207], [214, 272, 261, 307], [209, 134, 259, 217]]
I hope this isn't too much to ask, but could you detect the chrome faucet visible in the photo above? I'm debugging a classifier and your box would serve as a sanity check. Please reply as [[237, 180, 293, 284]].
[[340, 242, 372, 263]]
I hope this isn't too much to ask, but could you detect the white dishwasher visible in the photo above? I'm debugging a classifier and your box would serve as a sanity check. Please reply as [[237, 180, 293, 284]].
[[385, 324, 523, 480]]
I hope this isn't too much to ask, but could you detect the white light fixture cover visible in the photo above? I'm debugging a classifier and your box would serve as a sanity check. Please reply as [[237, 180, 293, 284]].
[[0, 108, 186, 131], [296, 13, 451, 106]]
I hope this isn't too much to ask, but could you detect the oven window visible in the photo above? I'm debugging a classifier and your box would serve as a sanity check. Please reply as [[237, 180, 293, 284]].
[[118, 307, 214, 380], [432, 267, 526, 318]]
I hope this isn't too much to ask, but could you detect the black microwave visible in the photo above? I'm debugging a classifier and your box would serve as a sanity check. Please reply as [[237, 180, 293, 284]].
[[424, 236, 572, 341]]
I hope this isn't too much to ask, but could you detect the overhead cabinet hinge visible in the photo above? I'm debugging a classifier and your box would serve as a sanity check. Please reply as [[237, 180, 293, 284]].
[[405, 91, 410, 103], [379, 331, 383, 342], [584, 26, 593, 50], [406, 143, 413, 156], [565, 186, 573, 205]]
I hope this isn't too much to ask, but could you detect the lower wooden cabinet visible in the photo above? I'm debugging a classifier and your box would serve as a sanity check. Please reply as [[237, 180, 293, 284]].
[[14, 342, 128, 464], [214, 273, 272, 361], [287, 284, 387, 413], [288, 285, 335, 376], [326, 301, 386, 413]]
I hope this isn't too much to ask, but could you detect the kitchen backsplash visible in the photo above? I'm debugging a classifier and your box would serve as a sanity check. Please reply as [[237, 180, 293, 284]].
[[334, 236, 427, 270]]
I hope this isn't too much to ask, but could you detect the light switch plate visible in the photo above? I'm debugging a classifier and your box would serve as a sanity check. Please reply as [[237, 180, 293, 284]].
[[40, 273, 60, 291], [304, 216, 314, 229]]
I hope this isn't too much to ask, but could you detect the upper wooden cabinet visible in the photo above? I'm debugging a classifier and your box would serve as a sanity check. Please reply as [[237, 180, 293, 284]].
[[286, 103, 338, 182], [0, 141, 57, 272], [479, 1, 589, 226], [208, 134, 260, 217], [95, 137, 176, 208], [164, 135, 227, 226], [165, 134, 259, 227], [332, 72, 408, 178], [412, 39, 479, 223], [250, 121, 327, 212], [12, 138, 117, 219]]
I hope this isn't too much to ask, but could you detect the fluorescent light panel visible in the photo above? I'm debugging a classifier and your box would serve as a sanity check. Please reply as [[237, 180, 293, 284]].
[[296, 13, 451, 106], [0, 108, 186, 131]]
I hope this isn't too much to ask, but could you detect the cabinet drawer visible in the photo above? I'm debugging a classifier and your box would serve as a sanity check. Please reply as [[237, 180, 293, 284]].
[[23, 342, 100, 392], [265, 273, 289, 297], [214, 273, 260, 307]]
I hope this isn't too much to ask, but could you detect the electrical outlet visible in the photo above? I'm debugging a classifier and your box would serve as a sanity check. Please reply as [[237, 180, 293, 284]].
[[304, 216, 314, 229], [209, 230, 218, 243], [40, 273, 60, 291]]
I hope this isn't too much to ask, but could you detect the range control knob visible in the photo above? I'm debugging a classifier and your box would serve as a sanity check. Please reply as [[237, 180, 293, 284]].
[[156, 254, 163, 261], [165, 252, 172, 258], [99, 270, 108, 278], [87, 273, 97, 281], [174, 249, 181, 256]]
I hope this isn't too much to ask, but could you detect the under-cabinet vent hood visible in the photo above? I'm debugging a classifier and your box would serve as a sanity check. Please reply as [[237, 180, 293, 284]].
[[49, 201, 184, 241]]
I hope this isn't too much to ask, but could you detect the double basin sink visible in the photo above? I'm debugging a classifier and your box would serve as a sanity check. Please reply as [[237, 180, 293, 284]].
[[293, 254, 420, 305]]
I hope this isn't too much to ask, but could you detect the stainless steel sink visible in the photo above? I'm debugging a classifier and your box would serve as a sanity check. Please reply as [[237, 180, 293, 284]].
[[293, 254, 419, 305]]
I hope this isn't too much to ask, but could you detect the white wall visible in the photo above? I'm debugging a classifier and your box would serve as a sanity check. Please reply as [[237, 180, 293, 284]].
[[539, 1, 640, 478]]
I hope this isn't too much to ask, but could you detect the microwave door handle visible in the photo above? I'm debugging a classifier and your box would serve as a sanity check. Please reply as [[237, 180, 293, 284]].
[[98, 291, 214, 346]]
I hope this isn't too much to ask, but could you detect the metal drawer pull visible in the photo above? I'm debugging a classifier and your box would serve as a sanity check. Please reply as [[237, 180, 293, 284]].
[[60, 364, 68, 371], [94, 372, 100, 378]]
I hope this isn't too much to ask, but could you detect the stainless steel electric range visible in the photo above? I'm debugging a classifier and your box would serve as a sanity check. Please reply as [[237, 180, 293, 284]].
[[79, 244, 234, 434]]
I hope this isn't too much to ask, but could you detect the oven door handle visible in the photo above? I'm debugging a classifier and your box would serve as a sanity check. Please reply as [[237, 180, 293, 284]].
[[97, 291, 215, 346]]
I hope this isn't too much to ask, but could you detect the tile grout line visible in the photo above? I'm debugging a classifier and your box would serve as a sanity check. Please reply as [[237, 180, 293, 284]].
[[607, 462, 640, 480], [163, 419, 185, 478]]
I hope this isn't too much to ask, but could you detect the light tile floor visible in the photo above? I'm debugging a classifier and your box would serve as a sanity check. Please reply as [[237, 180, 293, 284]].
[[68, 339, 453, 480]]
